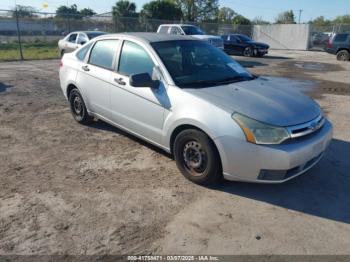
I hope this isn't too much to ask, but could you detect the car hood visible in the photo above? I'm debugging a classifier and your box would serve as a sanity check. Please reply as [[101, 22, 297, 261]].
[[182, 77, 321, 127], [192, 35, 221, 40]]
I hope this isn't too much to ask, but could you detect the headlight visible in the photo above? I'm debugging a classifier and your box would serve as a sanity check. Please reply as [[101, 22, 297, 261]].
[[232, 113, 290, 145]]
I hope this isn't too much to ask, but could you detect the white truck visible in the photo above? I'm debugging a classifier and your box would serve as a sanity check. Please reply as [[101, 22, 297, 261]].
[[157, 24, 224, 50]]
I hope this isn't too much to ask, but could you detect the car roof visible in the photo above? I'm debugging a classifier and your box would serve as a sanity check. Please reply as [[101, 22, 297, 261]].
[[97, 32, 197, 43], [70, 31, 106, 34], [159, 24, 197, 27]]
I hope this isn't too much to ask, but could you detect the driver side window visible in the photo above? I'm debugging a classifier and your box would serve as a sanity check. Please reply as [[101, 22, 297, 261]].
[[118, 41, 155, 76]]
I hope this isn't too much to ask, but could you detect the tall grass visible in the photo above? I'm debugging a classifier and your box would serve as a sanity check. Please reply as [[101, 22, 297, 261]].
[[0, 40, 59, 61]]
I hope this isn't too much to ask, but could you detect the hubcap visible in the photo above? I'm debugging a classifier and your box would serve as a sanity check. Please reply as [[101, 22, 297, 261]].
[[183, 141, 207, 175], [73, 96, 83, 116]]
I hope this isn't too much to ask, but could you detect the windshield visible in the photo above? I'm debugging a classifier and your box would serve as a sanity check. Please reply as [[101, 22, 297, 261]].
[[87, 32, 106, 39], [152, 40, 253, 88], [181, 26, 205, 35], [236, 35, 252, 42]]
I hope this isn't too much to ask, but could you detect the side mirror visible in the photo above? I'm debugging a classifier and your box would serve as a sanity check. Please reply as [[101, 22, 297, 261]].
[[79, 41, 86, 45], [130, 73, 159, 89]]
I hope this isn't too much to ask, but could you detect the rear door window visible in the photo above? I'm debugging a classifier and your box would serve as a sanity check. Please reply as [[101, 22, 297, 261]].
[[170, 26, 182, 35], [118, 41, 155, 76], [89, 40, 119, 69], [334, 34, 348, 42], [68, 33, 77, 43]]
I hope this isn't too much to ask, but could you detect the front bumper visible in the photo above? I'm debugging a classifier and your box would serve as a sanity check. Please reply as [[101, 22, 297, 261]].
[[256, 48, 268, 55], [214, 120, 333, 183]]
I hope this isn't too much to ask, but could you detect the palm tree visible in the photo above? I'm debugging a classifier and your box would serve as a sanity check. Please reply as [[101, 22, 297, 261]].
[[112, 0, 137, 17]]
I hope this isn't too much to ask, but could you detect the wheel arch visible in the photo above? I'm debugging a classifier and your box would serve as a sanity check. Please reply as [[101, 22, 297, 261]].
[[336, 48, 350, 53], [66, 83, 77, 99]]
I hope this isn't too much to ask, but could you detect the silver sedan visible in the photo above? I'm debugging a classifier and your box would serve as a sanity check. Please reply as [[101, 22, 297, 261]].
[[59, 33, 333, 185]]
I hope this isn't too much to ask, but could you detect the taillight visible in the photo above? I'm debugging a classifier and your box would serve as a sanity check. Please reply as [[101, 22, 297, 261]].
[[327, 40, 333, 49]]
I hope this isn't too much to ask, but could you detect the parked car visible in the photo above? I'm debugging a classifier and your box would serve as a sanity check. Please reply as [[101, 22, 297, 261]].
[[59, 33, 332, 185], [326, 32, 350, 61], [58, 31, 107, 57], [157, 24, 224, 49], [221, 34, 269, 57]]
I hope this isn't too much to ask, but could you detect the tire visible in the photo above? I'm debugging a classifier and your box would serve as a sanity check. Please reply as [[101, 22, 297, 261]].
[[243, 47, 253, 57], [68, 88, 93, 124], [336, 50, 350, 61], [173, 129, 222, 185], [61, 49, 65, 58]]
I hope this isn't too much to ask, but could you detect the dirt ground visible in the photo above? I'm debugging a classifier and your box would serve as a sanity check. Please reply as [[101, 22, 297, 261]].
[[0, 50, 350, 256]]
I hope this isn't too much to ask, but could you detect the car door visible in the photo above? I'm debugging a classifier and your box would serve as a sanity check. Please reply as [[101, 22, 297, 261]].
[[76, 39, 121, 118], [65, 33, 79, 52], [109, 40, 166, 144], [227, 35, 243, 54]]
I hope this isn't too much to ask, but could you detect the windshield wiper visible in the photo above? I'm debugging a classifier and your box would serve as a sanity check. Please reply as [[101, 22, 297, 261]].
[[180, 75, 255, 88]]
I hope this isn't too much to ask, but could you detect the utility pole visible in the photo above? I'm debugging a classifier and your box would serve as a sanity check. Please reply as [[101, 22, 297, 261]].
[[298, 9, 303, 24], [14, 0, 24, 60]]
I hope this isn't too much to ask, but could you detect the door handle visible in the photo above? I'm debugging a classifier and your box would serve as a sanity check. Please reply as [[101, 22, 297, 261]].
[[114, 78, 126, 86], [82, 65, 90, 72]]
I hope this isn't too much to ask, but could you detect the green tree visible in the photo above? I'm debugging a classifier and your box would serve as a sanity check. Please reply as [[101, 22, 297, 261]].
[[308, 16, 331, 26], [333, 15, 350, 24], [80, 8, 96, 17], [112, 0, 137, 17], [252, 16, 270, 25], [232, 15, 251, 25], [176, 0, 219, 22], [56, 4, 81, 18], [12, 5, 37, 18], [217, 7, 237, 23], [275, 10, 295, 24], [140, 0, 182, 20]]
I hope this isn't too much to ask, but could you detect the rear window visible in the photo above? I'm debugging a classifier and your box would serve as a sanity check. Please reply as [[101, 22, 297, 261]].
[[159, 26, 169, 34], [334, 34, 349, 42], [89, 40, 119, 69]]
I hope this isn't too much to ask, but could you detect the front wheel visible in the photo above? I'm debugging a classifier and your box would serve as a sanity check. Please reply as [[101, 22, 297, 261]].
[[174, 129, 222, 185], [243, 47, 253, 57], [69, 88, 93, 124]]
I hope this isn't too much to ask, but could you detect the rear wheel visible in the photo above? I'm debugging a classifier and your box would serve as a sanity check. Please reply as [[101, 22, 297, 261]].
[[69, 88, 93, 124], [174, 129, 222, 185], [337, 50, 350, 61], [61, 50, 65, 57]]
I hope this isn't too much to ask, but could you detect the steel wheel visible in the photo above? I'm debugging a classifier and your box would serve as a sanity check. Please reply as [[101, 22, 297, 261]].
[[174, 129, 222, 185], [69, 88, 93, 124], [183, 140, 208, 176]]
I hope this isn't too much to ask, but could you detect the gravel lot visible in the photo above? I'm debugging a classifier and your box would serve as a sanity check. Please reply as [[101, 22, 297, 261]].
[[0, 50, 350, 255]]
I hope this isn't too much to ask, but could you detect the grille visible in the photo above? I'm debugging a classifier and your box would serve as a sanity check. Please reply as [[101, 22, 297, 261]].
[[287, 115, 325, 139]]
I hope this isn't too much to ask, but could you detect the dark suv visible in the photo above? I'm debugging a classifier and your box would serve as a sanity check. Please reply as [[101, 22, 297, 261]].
[[326, 33, 350, 61], [221, 34, 269, 57]]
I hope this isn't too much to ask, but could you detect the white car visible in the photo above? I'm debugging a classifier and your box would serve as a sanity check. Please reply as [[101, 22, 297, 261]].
[[59, 33, 332, 185], [58, 31, 107, 57], [157, 24, 224, 50]]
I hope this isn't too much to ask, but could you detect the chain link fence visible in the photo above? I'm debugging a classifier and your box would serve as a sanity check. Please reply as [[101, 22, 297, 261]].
[[1, 9, 349, 60]]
